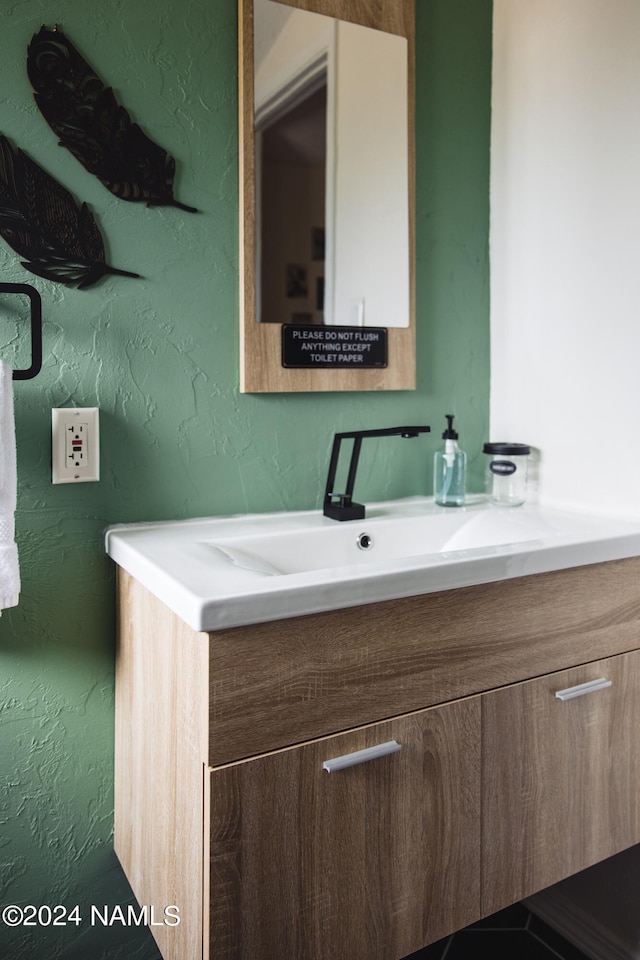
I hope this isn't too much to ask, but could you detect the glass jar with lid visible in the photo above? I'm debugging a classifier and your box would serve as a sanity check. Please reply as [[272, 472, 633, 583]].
[[483, 442, 531, 506]]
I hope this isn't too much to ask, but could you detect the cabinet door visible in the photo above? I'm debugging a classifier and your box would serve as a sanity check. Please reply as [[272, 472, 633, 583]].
[[482, 651, 640, 916], [208, 697, 480, 960]]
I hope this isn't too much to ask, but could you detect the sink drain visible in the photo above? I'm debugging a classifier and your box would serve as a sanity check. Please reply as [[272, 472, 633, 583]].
[[357, 533, 374, 551]]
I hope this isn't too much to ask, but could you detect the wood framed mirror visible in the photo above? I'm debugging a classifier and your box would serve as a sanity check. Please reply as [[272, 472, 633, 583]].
[[239, 0, 416, 393]]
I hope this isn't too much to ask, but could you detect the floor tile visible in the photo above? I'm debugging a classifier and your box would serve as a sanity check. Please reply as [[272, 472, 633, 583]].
[[444, 928, 561, 960], [402, 938, 451, 960], [401, 903, 593, 960], [464, 902, 530, 931], [529, 913, 594, 960]]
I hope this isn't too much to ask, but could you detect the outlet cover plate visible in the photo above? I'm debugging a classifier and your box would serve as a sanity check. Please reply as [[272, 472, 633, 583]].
[[52, 407, 100, 484]]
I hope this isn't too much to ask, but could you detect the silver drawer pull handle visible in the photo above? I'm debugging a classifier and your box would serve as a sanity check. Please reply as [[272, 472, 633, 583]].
[[555, 677, 612, 701], [322, 740, 402, 773]]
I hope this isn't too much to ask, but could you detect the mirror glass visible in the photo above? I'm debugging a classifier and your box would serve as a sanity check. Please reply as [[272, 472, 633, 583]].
[[253, 0, 409, 329]]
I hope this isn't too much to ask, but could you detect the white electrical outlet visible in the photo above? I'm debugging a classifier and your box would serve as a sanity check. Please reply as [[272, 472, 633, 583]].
[[52, 407, 100, 484]]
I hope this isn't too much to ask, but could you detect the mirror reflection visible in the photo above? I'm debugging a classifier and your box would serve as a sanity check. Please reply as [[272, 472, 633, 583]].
[[253, 0, 410, 328]]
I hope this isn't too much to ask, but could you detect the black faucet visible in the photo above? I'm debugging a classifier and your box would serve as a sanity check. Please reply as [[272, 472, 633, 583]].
[[323, 425, 431, 521]]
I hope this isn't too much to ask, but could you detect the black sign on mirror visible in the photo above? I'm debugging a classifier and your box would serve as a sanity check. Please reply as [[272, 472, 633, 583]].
[[282, 325, 388, 369]]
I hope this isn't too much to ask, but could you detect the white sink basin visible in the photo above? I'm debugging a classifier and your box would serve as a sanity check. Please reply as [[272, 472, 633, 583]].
[[105, 497, 640, 631], [210, 505, 560, 575]]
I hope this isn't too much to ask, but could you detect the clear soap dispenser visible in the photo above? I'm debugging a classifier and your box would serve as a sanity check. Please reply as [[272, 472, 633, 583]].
[[434, 414, 467, 506]]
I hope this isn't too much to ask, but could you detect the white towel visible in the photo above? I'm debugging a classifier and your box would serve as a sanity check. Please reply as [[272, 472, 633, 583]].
[[0, 361, 20, 612]]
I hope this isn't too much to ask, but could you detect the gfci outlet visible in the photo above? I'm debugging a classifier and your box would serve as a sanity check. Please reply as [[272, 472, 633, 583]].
[[52, 407, 100, 484]]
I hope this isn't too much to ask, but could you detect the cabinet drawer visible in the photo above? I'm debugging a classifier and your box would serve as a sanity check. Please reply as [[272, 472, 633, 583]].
[[208, 696, 481, 960], [482, 650, 640, 916], [208, 558, 640, 765]]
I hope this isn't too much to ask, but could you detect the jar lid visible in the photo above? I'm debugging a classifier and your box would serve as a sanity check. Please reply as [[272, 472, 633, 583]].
[[483, 442, 531, 455]]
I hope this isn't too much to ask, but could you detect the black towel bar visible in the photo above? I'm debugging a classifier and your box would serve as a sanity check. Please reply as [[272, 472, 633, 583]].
[[0, 282, 43, 380]]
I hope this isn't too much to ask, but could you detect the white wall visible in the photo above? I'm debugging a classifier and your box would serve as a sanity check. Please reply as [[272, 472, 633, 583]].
[[491, 0, 640, 517], [493, 3, 640, 955]]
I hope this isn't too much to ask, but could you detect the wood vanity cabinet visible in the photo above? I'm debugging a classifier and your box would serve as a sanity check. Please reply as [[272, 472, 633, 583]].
[[208, 700, 481, 960], [114, 556, 640, 960], [482, 651, 640, 917]]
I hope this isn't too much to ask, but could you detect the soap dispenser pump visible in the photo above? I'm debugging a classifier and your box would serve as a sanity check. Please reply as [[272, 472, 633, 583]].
[[434, 414, 467, 507]]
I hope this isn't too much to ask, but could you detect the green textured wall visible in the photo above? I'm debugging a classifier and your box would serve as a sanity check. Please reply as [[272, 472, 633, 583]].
[[0, 0, 491, 956]]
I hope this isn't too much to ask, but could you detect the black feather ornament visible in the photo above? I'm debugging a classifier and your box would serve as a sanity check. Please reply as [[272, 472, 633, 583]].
[[0, 133, 140, 289], [27, 25, 198, 213]]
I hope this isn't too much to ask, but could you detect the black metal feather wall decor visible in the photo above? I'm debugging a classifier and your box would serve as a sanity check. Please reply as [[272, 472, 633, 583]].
[[27, 26, 198, 213], [0, 133, 140, 288]]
